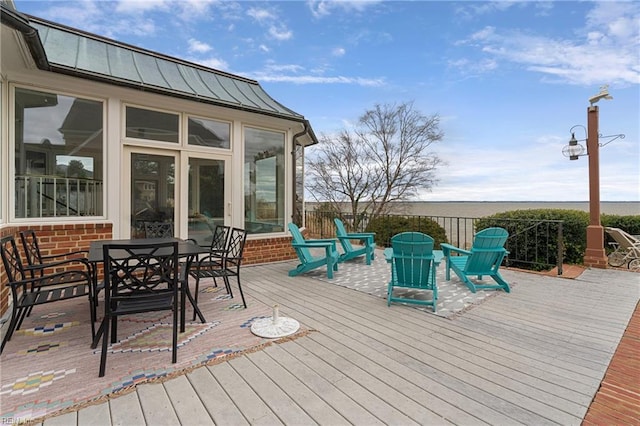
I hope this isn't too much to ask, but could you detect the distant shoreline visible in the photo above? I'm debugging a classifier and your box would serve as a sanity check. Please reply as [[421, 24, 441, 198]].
[[397, 201, 639, 203], [306, 201, 640, 217]]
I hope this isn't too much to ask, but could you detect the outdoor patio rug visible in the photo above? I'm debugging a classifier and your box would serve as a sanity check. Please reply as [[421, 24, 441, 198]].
[[0, 282, 307, 422], [306, 249, 512, 318]]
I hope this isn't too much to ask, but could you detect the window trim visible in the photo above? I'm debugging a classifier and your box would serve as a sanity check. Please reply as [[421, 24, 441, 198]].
[[123, 103, 181, 145], [243, 124, 288, 235], [10, 83, 107, 222], [186, 113, 232, 151]]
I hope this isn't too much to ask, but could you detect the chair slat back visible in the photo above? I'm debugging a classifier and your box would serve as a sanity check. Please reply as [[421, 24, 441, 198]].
[[334, 218, 354, 252], [225, 228, 247, 269], [19, 230, 43, 267], [210, 225, 231, 252], [288, 223, 313, 263], [0, 236, 27, 283], [465, 227, 508, 273], [102, 241, 178, 301], [144, 221, 175, 238], [391, 232, 435, 289]]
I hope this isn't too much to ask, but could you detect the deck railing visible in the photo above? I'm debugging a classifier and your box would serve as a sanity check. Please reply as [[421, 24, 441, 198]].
[[15, 175, 103, 218], [304, 211, 564, 275]]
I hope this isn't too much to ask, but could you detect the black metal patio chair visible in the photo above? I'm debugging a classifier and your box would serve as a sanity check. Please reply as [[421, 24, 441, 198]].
[[143, 221, 175, 238], [186, 225, 230, 317], [19, 230, 96, 315], [91, 240, 179, 377], [190, 227, 248, 309], [0, 235, 95, 354]]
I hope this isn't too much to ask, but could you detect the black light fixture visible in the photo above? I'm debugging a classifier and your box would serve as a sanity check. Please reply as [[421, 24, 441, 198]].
[[562, 126, 586, 160]]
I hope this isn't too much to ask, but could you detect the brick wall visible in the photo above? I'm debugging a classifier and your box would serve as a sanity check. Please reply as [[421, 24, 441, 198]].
[[244, 236, 297, 265]]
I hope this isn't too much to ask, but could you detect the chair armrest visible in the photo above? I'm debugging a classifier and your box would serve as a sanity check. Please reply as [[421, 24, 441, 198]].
[[306, 238, 338, 244], [337, 234, 375, 243], [292, 241, 335, 248], [433, 250, 444, 266], [194, 253, 224, 266], [440, 243, 471, 257], [40, 250, 89, 261], [8, 269, 92, 290], [383, 248, 394, 263], [25, 256, 91, 273], [343, 232, 375, 238]]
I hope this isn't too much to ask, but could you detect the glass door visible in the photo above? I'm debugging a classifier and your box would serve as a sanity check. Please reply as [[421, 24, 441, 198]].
[[187, 157, 226, 246], [128, 151, 177, 238]]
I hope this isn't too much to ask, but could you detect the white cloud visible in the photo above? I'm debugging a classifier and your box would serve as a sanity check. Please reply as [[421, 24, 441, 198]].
[[268, 25, 293, 41], [188, 39, 212, 54], [115, 0, 170, 14], [245, 6, 293, 42], [247, 7, 277, 22], [307, 0, 383, 19], [246, 71, 385, 87], [332, 47, 346, 57], [190, 57, 229, 71], [265, 63, 305, 73], [470, 26, 495, 41], [424, 130, 639, 201], [453, 3, 640, 86]]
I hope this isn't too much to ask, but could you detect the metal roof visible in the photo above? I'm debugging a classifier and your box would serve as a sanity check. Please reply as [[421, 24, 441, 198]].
[[1, 3, 317, 144], [29, 17, 304, 121]]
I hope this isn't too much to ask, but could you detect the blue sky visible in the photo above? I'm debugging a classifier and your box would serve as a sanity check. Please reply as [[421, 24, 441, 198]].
[[15, 0, 640, 201]]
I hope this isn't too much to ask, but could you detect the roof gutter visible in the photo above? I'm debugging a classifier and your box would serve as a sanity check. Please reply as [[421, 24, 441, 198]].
[[292, 119, 319, 147], [0, 3, 49, 70]]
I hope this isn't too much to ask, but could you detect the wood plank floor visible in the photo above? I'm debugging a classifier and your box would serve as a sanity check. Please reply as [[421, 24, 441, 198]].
[[39, 262, 639, 426]]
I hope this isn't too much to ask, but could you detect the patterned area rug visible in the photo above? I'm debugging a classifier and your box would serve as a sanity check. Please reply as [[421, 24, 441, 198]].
[[0, 281, 305, 422], [306, 248, 509, 318]]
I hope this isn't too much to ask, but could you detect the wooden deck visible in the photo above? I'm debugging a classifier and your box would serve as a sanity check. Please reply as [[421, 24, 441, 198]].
[[39, 261, 639, 426]]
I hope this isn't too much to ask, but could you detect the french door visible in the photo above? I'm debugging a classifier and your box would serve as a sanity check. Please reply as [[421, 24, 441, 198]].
[[126, 149, 178, 238], [186, 157, 228, 245], [124, 147, 228, 242]]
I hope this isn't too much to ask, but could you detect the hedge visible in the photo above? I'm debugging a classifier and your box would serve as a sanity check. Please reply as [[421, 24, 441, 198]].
[[365, 216, 449, 248], [476, 209, 640, 267]]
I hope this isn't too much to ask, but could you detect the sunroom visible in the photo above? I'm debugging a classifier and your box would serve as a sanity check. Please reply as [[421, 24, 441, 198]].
[[0, 3, 316, 313]]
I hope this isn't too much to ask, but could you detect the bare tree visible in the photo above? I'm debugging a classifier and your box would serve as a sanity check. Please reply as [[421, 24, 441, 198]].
[[306, 101, 443, 228]]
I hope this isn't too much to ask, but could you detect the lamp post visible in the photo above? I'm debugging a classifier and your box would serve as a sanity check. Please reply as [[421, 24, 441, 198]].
[[562, 85, 625, 268], [584, 104, 607, 268]]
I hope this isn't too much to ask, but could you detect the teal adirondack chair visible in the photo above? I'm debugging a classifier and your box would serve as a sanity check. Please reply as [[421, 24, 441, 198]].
[[386, 232, 438, 311], [333, 218, 376, 265], [441, 227, 510, 293], [288, 223, 339, 279]]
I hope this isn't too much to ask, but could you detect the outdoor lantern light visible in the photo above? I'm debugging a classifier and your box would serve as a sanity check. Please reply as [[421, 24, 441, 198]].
[[563, 127, 586, 160]]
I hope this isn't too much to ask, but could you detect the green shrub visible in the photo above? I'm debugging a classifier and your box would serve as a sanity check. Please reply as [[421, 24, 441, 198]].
[[601, 214, 640, 235], [476, 209, 640, 268], [476, 209, 588, 268], [365, 216, 449, 248]]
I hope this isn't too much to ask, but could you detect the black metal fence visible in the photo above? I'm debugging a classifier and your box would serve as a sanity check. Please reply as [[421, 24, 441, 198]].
[[304, 211, 564, 275]]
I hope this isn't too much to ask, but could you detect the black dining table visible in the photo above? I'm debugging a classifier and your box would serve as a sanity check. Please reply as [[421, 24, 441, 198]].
[[88, 238, 209, 332]]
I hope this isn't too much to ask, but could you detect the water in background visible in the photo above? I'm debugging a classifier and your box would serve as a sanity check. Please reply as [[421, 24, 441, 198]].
[[306, 201, 639, 217], [391, 201, 640, 217]]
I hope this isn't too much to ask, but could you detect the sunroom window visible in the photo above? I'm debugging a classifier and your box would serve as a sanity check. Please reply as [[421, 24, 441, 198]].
[[244, 127, 285, 234], [188, 117, 230, 149], [126, 106, 179, 143], [14, 87, 104, 218]]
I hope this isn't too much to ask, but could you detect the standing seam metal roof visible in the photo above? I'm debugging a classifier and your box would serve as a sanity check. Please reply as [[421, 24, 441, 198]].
[[28, 16, 305, 122]]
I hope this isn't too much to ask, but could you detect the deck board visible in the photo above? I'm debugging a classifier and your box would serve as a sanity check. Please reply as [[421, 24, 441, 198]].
[[136, 382, 180, 425], [39, 261, 639, 426], [163, 375, 214, 425]]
